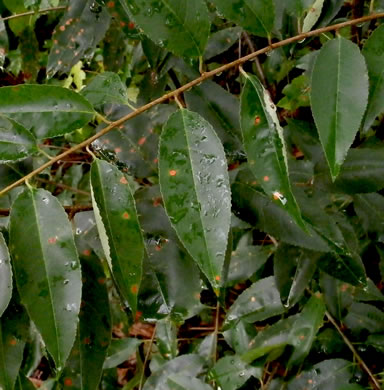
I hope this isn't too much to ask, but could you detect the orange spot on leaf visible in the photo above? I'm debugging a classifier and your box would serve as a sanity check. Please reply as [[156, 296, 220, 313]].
[[131, 284, 138, 294], [169, 170, 177, 176], [263, 176, 270, 182], [59, 25, 65, 31], [98, 277, 106, 285], [9, 338, 17, 346], [114, 147, 122, 153], [128, 21, 135, 29], [120, 176, 128, 184], [82, 249, 91, 256], [107, 1, 115, 7], [254, 116, 261, 125], [138, 137, 146, 146], [64, 378, 73, 386], [48, 237, 57, 244], [215, 275, 221, 281], [122, 212, 130, 220]]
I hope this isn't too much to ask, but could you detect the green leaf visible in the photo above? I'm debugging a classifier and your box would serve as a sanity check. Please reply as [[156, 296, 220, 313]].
[[344, 302, 384, 334], [354, 193, 384, 239], [14, 375, 36, 390], [0, 297, 29, 390], [159, 109, 231, 290], [288, 294, 326, 366], [166, 374, 213, 390], [310, 37, 369, 179], [47, 0, 111, 76], [0, 115, 37, 163], [126, 0, 210, 57], [367, 334, 384, 353], [0, 85, 94, 139], [103, 338, 141, 369], [223, 320, 257, 355], [0, 19, 8, 68], [9, 188, 82, 369], [211, 0, 275, 37], [274, 244, 319, 307], [156, 318, 178, 359], [224, 276, 285, 328], [81, 72, 128, 110], [0, 233, 12, 317], [240, 74, 306, 231], [287, 359, 360, 389], [317, 253, 366, 286], [242, 315, 298, 362], [362, 24, 384, 131], [276, 75, 310, 112], [203, 27, 243, 61], [302, 0, 324, 33], [142, 355, 205, 390], [185, 80, 243, 157], [90, 159, 144, 314], [59, 254, 111, 390]]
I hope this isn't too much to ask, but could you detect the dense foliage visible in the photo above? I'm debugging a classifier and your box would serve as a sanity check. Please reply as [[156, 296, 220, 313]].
[[0, 0, 384, 389]]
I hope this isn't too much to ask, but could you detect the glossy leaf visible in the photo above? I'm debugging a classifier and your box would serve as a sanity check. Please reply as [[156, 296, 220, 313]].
[[241, 74, 306, 231], [91, 158, 144, 313], [276, 75, 310, 112], [310, 37, 369, 179], [142, 355, 205, 390], [302, 0, 324, 33], [159, 109, 231, 290], [203, 27, 243, 61], [211, 0, 275, 37], [0, 85, 94, 139], [0, 233, 12, 317], [344, 303, 384, 334], [354, 193, 384, 239], [242, 315, 297, 362], [103, 338, 141, 369], [47, 0, 111, 76], [59, 254, 111, 389], [167, 374, 213, 390], [287, 359, 360, 389], [222, 320, 258, 355], [9, 188, 82, 368], [274, 244, 319, 307], [0, 115, 37, 163], [0, 297, 29, 390], [288, 294, 326, 366], [156, 318, 178, 359], [81, 72, 128, 110], [211, 355, 261, 390], [126, 0, 210, 57], [224, 276, 285, 328], [362, 24, 384, 131]]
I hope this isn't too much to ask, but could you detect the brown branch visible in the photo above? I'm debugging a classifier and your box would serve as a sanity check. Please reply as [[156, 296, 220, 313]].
[[0, 6, 67, 22], [0, 13, 384, 198], [0, 204, 92, 217]]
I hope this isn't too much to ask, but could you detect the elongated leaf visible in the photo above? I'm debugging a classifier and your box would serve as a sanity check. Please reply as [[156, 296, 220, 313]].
[[0, 233, 12, 317], [0, 115, 37, 163], [9, 188, 82, 369], [287, 359, 360, 389], [288, 294, 326, 366], [241, 74, 306, 231], [143, 355, 205, 390], [47, 0, 111, 76], [354, 193, 384, 239], [224, 276, 285, 328], [91, 159, 144, 313], [81, 72, 128, 110], [274, 244, 319, 307], [0, 85, 94, 139], [126, 0, 210, 57], [211, 0, 275, 37], [211, 355, 261, 390], [159, 109, 231, 290], [344, 302, 384, 334], [104, 338, 141, 369], [242, 315, 298, 362], [59, 254, 111, 389], [302, 0, 324, 33], [310, 37, 369, 179], [156, 318, 178, 359], [203, 27, 243, 61], [223, 320, 258, 355], [362, 24, 384, 131], [166, 374, 212, 390], [0, 297, 29, 390]]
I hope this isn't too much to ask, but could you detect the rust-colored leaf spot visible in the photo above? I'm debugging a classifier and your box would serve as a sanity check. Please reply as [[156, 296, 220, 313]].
[[122, 212, 130, 220], [299, 335, 306, 340], [97, 277, 106, 285], [114, 147, 122, 153], [254, 116, 261, 125], [59, 25, 65, 31], [138, 137, 146, 146], [131, 284, 138, 294], [120, 176, 128, 184], [82, 249, 91, 256], [153, 197, 162, 207], [135, 310, 142, 321], [153, 158, 159, 164], [83, 337, 91, 345], [120, 21, 126, 27], [64, 378, 73, 387], [155, 245, 162, 251], [263, 176, 270, 182], [215, 275, 221, 281], [128, 21, 135, 29], [48, 237, 57, 244], [107, 1, 115, 7], [169, 169, 177, 176], [9, 338, 17, 346]]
